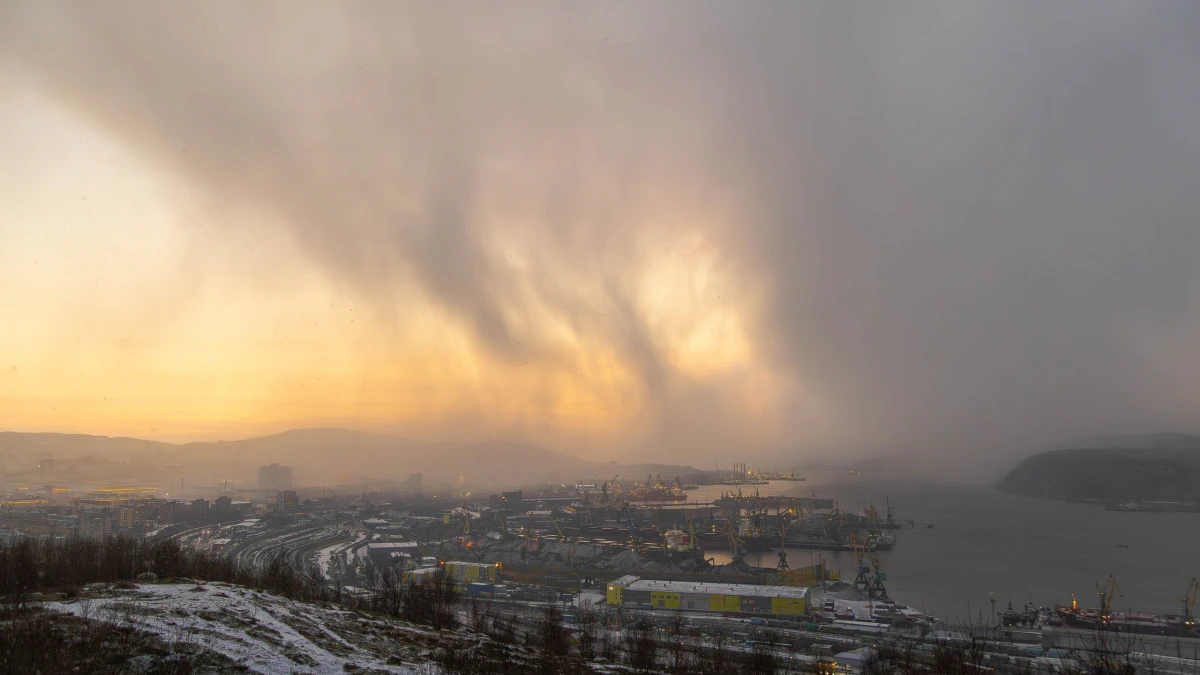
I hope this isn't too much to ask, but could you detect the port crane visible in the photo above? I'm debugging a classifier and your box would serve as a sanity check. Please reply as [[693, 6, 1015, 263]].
[[725, 516, 746, 563], [459, 501, 472, 536], [548, 514, 577, 567], [1182, 577, 1199, 620], [867, 551, 888, 600], [851, 534, 871, 593], [600, 475, 619, 504], [1096, 574, 1123, 618], [687, 516, 700, 552], [777, 516, 789, 571]]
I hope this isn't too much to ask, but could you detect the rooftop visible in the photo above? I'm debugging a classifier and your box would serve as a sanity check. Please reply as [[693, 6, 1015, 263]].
[[366, 542, 418, 550], [620, 577, 809, 599]]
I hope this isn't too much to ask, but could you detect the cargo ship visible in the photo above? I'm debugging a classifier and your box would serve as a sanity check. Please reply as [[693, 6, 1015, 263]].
[[697, 530, 774, 552], [713, 493, 835, 510], [1055, 576, 1199, 638], [1104, 500, 1200, 513], [620, 474, 688, 502], [783, 532, 896, 552], [1054, 607, 1198, 638], [623, 487, 688, 502]]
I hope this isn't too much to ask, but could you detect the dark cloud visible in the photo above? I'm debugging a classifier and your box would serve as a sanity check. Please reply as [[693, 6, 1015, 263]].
[[3, 2, 1200, 467]]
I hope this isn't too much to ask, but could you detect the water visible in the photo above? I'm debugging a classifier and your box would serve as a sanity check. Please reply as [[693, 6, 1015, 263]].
[[685, 471, 1198, 620]]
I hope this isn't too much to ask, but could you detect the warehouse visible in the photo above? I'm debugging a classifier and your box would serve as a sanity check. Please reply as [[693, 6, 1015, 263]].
[[403, 561, 500, 587], [607, 576, 807, 616]]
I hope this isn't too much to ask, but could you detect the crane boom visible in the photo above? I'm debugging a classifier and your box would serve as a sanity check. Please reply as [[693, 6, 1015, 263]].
[[1183, 577, 1199, 619], [1096, 575, 1123, 617]]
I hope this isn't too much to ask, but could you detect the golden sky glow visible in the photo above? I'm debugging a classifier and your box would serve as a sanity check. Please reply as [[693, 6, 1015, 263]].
[[0, 91, 784, 454], [11, 2, 1194, 470]]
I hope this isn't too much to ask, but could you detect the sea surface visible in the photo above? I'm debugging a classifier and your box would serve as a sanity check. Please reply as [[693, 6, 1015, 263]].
[[689, 471, 1198, 621]]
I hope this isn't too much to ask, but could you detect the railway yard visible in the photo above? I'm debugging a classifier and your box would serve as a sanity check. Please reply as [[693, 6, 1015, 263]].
[[153, 479, 1200, 674]]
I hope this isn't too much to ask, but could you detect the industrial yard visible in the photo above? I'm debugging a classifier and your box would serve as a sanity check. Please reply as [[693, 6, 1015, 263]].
[[4, 462, 1200, 673]]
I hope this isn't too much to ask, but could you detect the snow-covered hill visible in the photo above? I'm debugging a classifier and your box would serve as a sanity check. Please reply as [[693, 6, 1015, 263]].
[[47, 582, 467, 674]]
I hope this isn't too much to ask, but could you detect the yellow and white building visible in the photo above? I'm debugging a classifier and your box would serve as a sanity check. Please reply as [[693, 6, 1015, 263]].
[[607, 575, 807, 616]]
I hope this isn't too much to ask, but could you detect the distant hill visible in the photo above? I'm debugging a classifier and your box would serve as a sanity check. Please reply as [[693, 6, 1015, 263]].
[[998, 435, 1200, 503], [0, 428, 701, 489]]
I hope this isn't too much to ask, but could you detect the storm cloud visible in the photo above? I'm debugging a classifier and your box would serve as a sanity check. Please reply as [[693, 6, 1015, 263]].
[[3, 2, 1199, 466]]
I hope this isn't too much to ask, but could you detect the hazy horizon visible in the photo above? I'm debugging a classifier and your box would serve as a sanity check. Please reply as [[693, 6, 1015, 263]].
[[4, 3, 1200, 469]]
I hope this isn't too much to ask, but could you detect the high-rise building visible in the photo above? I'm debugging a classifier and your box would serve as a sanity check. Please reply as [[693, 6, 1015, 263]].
[[404, 472, 422, 493], [39, 458, 56, 481], [258, 463, 294, 491], [79, 508, 114, 539], [190, 498, 209, 521], [117, 506, 136, 530], [276, 490, 299, 513]]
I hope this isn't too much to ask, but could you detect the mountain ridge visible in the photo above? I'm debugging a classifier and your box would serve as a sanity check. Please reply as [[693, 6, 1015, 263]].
[[997, 435, 1200, 503], [0, 428, 702, 488]]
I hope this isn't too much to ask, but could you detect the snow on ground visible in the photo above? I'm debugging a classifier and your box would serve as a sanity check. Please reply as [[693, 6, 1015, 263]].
[[48, 583, 434, 674], [315, 531, 364, 578], [577, 591, 606, 610]]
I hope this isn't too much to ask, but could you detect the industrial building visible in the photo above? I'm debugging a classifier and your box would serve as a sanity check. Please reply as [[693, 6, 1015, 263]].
[[365, 541, 421, 567], [403, 561, 499, 587], [606, 576, 808, 616], [258, 463, 293, 491]]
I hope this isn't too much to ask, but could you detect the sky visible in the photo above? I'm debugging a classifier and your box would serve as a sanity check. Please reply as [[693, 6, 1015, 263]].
[[1, 2, 1199, 467]]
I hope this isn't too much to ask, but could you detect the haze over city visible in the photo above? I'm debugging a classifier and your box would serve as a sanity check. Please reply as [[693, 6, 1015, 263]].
[[5, 5, 1200, 674], [3, 2, 1200, 475]]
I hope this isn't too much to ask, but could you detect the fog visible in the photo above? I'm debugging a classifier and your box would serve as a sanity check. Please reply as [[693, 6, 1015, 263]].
[[2, 2, 1199, 472]]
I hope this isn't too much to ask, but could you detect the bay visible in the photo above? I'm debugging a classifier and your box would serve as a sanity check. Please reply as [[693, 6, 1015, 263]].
[[691, 471, 1198, 620]]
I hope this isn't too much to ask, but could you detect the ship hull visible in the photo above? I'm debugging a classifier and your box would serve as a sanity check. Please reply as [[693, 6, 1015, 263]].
[[697, 533, 773, 552], [1056, 609, 1199, 638]]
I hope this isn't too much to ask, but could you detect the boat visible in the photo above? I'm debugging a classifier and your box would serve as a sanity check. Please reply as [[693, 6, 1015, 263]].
[[713, 492, 834, 510], [697, 531, 773, 552], [1001, 600, 1022, 627], [1104, 500, 1200, 513], [1055, 607, 1199, 638], [621, 474, 688, 502], [1055, 576, 1200, 638], [624, 488, 688, 502], [1105, 500, 1155, 512]]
